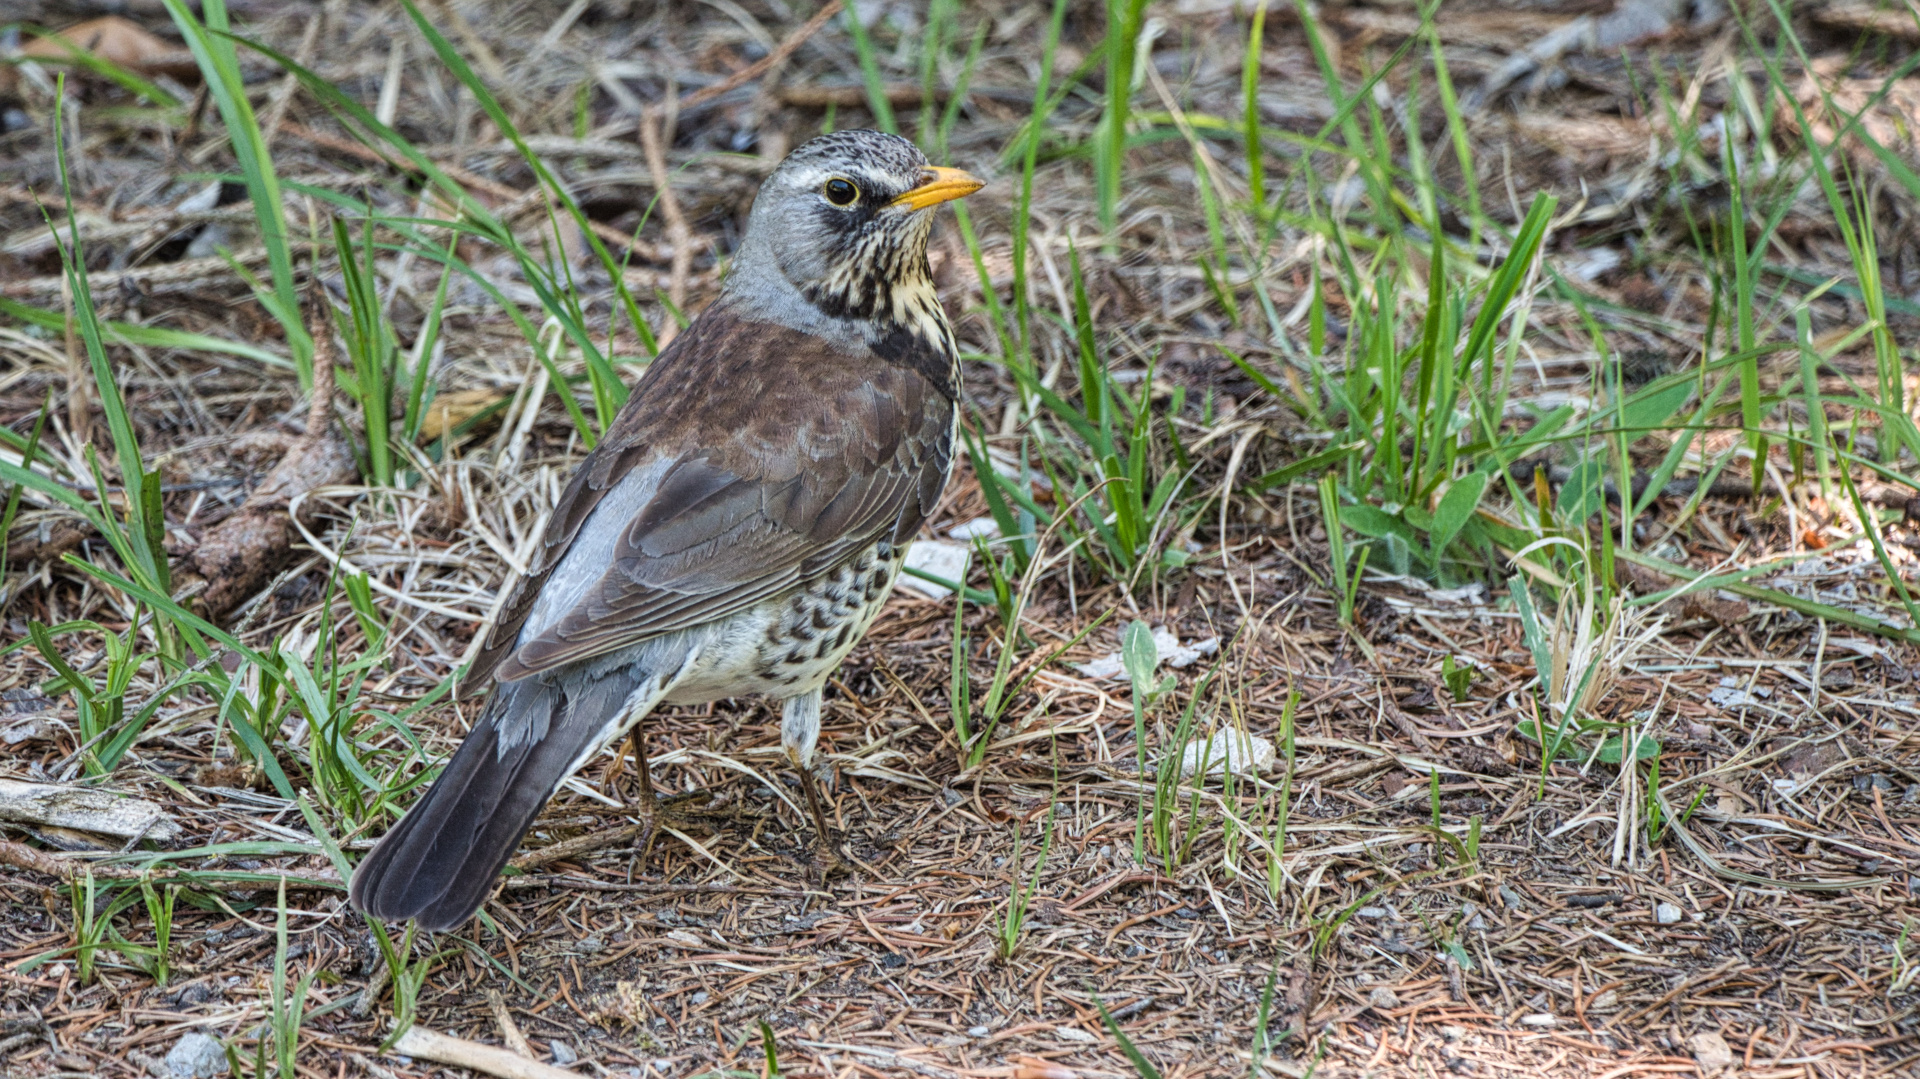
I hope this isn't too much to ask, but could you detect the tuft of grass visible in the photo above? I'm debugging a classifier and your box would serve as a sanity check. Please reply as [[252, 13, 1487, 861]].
[[160, 0, 311, 385], [996, 797, 1056, 960], [1263, 689, 1299, 900], [254, 878, 317, 1079], [1121, 620, 1172, 863], [139, 881, 177, 988]]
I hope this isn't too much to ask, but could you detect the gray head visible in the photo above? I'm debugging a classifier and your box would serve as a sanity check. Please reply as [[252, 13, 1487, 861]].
[[725, 130, 983, 337]]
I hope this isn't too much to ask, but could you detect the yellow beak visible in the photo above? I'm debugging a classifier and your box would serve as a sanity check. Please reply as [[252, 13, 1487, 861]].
[[890, 166, 986, 211]]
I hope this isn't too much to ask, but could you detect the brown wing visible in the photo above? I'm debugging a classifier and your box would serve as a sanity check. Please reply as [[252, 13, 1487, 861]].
[[464, 300, 952, 689]]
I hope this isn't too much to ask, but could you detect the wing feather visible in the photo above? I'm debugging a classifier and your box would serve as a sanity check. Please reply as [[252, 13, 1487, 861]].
[[469, 300, 952, 687]]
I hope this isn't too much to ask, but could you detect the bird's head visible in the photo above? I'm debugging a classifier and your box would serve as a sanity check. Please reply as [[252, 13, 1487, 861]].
[[727, 130, 983, 338]]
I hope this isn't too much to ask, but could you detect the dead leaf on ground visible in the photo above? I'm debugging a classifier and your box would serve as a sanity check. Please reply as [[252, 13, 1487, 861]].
[[418, 387, 512, 443], [4, 17, 199, 95]]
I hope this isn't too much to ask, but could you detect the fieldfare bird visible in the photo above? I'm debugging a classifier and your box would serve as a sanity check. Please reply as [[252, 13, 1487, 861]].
[[350, 130, 982, 930]]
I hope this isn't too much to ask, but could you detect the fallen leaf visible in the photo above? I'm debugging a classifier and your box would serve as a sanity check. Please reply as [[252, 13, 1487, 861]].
[[14, 17, 199, 84], [418, 387, 510, 442]]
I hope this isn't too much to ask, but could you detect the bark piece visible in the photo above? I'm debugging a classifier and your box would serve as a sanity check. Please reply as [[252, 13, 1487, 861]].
[[177, 291, 355, 621], [0, 777, 178, 841]]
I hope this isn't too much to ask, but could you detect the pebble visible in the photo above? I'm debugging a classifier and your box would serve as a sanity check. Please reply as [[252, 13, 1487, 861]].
[[1689, 1031, 1734, 1072], [690, 991, 709, 1004], [1518, 1014, 1557, 1029], [968, 1025, 990, 1038], [1440, 1025, 1467, 1042], [1498, 885, 1526, 910], [1367, 987, 1400, 1010], [1177, 730, 1276, 777], [1655, 903, 1683, 925], [1355, 906, 1389, 919], [550, 1041, 577, 1066], [164, 1032, 228, 1079]]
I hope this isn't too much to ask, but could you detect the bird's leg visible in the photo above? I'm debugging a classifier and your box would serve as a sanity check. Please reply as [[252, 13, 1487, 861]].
[[623, 719, 665, 862], [781, 690, 846, 872], [617, 717, 720, 864]]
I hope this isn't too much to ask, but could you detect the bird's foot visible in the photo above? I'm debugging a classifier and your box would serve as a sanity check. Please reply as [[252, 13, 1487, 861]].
[[795, 765, 858, 883], [628, 787, 726, 866], [806, 829, 853, 877]]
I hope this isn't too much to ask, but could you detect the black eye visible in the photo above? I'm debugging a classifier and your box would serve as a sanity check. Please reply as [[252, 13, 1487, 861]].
[[823, 178, 859, 206]]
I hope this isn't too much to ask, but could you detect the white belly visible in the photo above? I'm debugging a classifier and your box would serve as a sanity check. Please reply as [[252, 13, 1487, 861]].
[[662, 540, 905, 704]]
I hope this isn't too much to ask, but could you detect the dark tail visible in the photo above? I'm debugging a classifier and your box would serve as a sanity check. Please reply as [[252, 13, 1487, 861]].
[[349, 668, 647, 931]]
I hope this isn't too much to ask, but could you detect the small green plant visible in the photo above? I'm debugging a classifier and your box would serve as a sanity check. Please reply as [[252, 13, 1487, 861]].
[[139, 880, 177, 987], [1148, 662, 1226, 870], [1510, 576, 1665, 788], [997, 799, 1056, 960], [1264, 689, 1299, 899], [1094, 990, 1161, 1079], [972, 247, 1196, 589], [70, 871, 107, 985], [1894, 920, 1918, 997], [1246, 962, 1288, 1077], [1317, 475, 1368, 629], [949, 570, 1107, 771], [1121, 620, 1174, 863], [326, 216, 453, 488], [758, 1018, 782, 1078], [1441, 655, 1474, 702], [23, 616, 185, 776], [254, 878, 317, 1079]]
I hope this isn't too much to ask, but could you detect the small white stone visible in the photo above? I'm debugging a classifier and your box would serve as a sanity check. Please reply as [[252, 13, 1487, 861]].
[[1655, 903, 1683, 924], [967, 1025, 990, 1038], [897, 541, 970, 600], [550, 1041, 577, 1066], [165, 1033, 229, 1079], [1072, 654, 1126, 680], [1367, 987, 1400, 1010], [1518, 1013, 1556, 1028], [1072, 625, 1219, 680], [1053, 1027, 1096, 1043], [1689, 1031, 1734, 1072], [1177, 730, 1275, 777], [948, 517, 1000, 541]]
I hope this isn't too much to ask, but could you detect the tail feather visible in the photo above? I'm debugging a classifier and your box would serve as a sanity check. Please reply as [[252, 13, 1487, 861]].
[[350, 662, 678, 931]]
